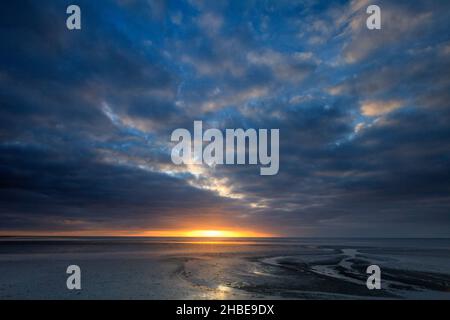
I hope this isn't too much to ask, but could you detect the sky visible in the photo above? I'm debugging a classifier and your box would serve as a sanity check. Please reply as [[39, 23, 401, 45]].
[[0, 0, 449, 237]]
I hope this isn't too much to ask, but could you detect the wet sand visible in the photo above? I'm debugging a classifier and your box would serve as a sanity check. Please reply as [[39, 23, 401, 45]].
[[0, 237, 449, 299]]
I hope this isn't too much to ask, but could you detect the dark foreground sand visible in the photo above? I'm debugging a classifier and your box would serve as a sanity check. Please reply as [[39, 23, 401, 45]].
[[0, 237, 449, 299]]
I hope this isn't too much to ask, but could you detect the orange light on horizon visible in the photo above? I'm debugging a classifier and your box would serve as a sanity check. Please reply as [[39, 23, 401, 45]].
[[1, 229, 273, 238], [184, 230, 252, 237], [141, 229, 271, 238]]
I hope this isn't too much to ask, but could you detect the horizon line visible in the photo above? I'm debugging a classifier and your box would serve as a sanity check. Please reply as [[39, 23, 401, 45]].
[[1, 234, 450, 239]]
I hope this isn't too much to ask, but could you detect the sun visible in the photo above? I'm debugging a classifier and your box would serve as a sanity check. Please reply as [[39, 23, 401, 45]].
[[191, 230, 223, 237], [185, 230, 245, 238], [181, 229, 273, 238]]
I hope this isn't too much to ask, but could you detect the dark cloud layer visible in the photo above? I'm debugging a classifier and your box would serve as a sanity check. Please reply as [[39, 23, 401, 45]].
[[1, 0, 450, 236]]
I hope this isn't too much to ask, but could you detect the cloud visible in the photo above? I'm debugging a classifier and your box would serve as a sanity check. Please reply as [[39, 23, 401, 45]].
[[361, 100, 404, 116], [342, 1, 437, 64], [1, 0, 450, 237], [197, 12, 224, 36], [247, 49, 319, 83]]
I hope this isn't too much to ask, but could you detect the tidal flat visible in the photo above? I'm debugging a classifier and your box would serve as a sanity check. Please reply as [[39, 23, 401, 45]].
[[0, 237, 449, 299]]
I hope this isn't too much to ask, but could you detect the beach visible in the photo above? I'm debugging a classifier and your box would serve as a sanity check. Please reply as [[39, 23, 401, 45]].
[[0, 237, 449, 300]]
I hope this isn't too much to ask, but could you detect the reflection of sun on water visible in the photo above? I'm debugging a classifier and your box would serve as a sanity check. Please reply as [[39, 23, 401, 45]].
[[198, 284, 232, 299], [213, 285, 232, 299]]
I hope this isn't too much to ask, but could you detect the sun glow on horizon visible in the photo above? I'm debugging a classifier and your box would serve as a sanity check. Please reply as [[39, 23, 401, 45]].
[[0, 229, 273, 238], [185, 230, 247, 237], [141, 229, 271, 238]]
